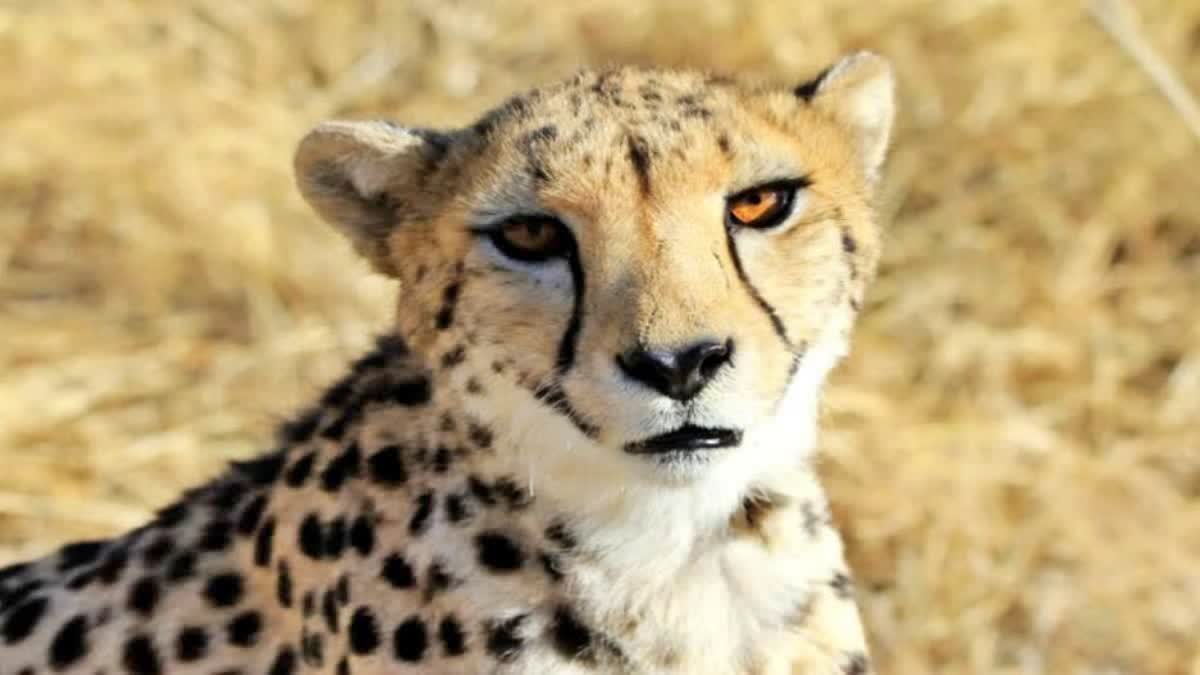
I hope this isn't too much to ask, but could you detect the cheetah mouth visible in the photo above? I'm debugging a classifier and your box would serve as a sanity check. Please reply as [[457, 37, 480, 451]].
[[624, 425, 743, 455]]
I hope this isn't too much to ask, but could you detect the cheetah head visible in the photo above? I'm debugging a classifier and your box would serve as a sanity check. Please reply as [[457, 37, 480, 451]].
[[294, 53, 894, 493]]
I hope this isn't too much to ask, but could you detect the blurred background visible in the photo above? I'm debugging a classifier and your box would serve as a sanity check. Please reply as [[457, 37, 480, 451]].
[[1, 1, 1198, 673]]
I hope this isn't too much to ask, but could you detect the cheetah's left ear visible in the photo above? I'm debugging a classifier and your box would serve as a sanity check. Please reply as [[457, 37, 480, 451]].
[[294, 120, 451, 276], [795, 52, 896, 182]]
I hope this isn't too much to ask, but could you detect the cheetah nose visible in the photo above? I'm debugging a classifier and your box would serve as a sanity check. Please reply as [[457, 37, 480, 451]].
[[616, 339, 733, 402]]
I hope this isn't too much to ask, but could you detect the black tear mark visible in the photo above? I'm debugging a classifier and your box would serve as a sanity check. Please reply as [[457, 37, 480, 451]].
[[625, 135, 652, 197], [794, 66, 833, 101], [724, 233, 791, 348], [555, 240, 586, 374]]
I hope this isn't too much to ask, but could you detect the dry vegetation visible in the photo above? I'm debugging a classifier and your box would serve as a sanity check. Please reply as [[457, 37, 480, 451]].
[[1, 1, 1198, 673]]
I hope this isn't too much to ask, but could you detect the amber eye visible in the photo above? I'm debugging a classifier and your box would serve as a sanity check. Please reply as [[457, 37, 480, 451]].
[[725, 179, 808, 230], [488, 216, 572, 262]]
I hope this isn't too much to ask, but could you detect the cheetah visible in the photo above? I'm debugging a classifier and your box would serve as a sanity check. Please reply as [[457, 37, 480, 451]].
[[0, 51, 894, 675]]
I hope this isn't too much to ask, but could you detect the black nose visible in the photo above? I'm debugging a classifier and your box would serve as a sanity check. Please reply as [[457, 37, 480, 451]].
[[616, 339, 733, 401]]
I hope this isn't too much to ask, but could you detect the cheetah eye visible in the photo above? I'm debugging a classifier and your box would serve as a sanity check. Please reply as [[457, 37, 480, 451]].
[[725, 178, 810, 230], [488, 216, 572, 263]]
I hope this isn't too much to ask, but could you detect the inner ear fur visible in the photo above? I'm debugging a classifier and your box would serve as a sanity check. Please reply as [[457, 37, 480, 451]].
[[796, 51, 896, 182], [294, 120, 443, 275]]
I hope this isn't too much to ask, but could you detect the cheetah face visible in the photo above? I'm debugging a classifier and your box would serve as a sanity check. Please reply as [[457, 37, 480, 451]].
[[295, 53, 894, 485]]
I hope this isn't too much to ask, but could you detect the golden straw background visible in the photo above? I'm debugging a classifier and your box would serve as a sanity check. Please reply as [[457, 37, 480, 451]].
[[1, 1, 1198, 673]]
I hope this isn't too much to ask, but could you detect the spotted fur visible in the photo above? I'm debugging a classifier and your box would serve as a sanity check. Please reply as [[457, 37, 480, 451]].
[[0, 52, 894, 674]]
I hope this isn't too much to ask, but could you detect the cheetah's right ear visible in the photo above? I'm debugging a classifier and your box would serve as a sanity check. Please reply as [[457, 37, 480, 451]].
[[795, 52, 896, 183], [294, 121, 450, 276]]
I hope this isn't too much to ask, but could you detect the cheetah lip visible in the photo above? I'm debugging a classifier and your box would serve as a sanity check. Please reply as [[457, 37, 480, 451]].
[[624, 425, 742, 455]]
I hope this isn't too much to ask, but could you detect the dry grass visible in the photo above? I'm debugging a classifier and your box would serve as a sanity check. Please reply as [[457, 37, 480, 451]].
[[1, 1, 1198, 673]]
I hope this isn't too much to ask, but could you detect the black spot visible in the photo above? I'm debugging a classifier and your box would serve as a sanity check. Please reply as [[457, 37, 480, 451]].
[[199, 518, 234, 552], [467, 476, 495, 506], [551, 606, 594, 661], [48, 615, 89, 670], [301, 630, 325, 667], [236, 495, 268, 536], [1, 578, 41, 608], [302, 590, 316, 617], [424, 560, 455, 602], [476, 532, 524, 572], [494, 478, 531, 510], [717, 133, 732, 157], [467, 422, 493, 449], [233, 452, 285, 486], [831, 572, 855, 599], [121, 634, 160, 675], [210, 485, 251, 516], [393, 615, 428, 662], [280, 408, 322, 444], [276, 560, 294, 608], [465, 377, 484, 394], [843, 651, 870, 675], [349, 607, 381, 654], [2, 595, 48, 644], [439, 413, 457, 432], [268, 646, 297, 675], [409, 492, 435, 536], [625, 135, 652, 196], [321, 442, 363, 492], [794, 66, 832, 101], [435, 281, 461, 330], [336, 656, 351, 675], [432, 446, 452, 473], [154, 502, 189, 529], [203, 573, 244, 608], [382, 376, 432, 407], [438, 615, 467, 656], [141, 535, 173, 566], [254, 517, 276, 567], [0, 561, 29, 586], [57, 540, 105, 572], [382, 554, 416, 589], [540, 552, 565, 582], [349, 515, 376, 556], [485, 614, 527, 662], [285, 452, 316, 487], [842, 229, 858, 254], [440, 345, 466, 369], [337, 573, 351, 604], [96, 545, 130, 584], [320, 376, 356, 408], [227, 611, 262, 647], [320, 409, 356, 441], [176, 627, 209, 662], [324, 517, 347, 558], [322, 589, 340, 633], [165, 552, 196, 582], [127, 576, 160, 616], [299, 514, 325, 559], [545, 521, 577, 550], [444, 493, 472, 524], [367, 445, 407, 486]]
